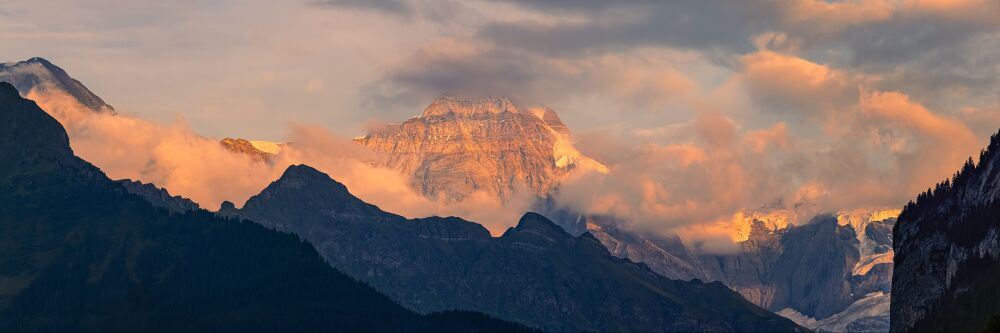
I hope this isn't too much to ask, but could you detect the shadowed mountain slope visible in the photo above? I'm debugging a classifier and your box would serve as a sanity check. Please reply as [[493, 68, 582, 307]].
[[0, 82, 528, 332], [222, 163, 804, 332]]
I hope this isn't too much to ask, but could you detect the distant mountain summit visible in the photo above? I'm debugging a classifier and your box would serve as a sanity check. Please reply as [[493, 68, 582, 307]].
[[0, 57, 114, 113], [356, 94, 606, 202], [220, 137, 282, 162]]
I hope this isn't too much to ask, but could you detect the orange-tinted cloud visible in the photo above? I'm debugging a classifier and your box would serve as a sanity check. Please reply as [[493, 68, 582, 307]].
[[26, 88, 533, 235]]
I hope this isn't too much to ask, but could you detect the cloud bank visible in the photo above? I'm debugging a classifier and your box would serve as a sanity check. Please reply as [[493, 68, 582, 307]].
[[27, 87, 532, 235], [6, 0, 998, 248]]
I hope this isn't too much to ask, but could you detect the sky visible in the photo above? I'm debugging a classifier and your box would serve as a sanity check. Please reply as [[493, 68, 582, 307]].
[[3, 0, 999, 243]]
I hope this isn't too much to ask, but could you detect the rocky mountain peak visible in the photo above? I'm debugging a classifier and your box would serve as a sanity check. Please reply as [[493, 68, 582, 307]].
[[275, 164, 349, 192], [220, 138, 281, 162], [0, 57, 114, 113], [356, 94, 607, 202], [240, 164, 395, 225], [512, 212, 569, 236], [421, 94, 519, 117]]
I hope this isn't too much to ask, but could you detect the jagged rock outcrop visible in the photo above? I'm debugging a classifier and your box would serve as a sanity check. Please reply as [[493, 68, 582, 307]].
[[891, 131, 1000, 332], [220, 137, 281, 161], [115, 179, 200, 213], [0, 81, 528, 332], [0, 57, 113, 113], [222, 164, 804, 332], [355, 94, 606, 202]]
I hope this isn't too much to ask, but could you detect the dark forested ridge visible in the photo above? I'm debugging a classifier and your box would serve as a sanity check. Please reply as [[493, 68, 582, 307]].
[[0, 81, 531, 332], [891, 130, 1000, 332]]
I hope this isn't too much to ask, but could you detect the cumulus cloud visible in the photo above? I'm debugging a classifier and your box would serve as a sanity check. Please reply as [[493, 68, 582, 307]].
[[545, 51, 983, 251]]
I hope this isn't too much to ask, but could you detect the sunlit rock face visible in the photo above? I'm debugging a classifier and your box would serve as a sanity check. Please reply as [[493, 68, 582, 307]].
[[356, 94, 606, 202], [723, 209, 796, 242], [220, 138, 282, 162], [0, 57, 113, 113]]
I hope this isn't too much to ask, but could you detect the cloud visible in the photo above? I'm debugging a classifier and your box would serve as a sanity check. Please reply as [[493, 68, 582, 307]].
[[7, 0, 997, 251], [477, 0, 1000, 110], [363, 38, 710, 122], [310, 0, 414, 17], [544, 53, 982, 249], [738, 50, 858, 119], [26, 86, 532, 235]]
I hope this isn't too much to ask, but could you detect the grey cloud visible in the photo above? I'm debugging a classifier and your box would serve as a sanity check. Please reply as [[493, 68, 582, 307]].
[[479, 1, 999, 108], [310, 0, 414, 17], [480, 1, 772, 58]]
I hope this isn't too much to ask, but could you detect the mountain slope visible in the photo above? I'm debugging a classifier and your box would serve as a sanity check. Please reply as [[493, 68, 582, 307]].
[[115, 179, 200, 213], [891, 130, 1000, 332], [540, 204, 897, 332], [0, 57, 113, 113], [223, 164, 804, 332], [0, 82, 527, 332], [355, 94, 606, 202]]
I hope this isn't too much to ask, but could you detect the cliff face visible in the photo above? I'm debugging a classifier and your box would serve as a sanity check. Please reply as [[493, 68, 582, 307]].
[[539, 203, 898, 332], [891, 131, 1000, 332], [355, 95, 606, 202]]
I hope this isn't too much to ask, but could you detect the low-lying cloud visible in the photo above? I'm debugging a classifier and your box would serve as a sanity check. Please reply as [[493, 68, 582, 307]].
[[27, 87, 533, 235]]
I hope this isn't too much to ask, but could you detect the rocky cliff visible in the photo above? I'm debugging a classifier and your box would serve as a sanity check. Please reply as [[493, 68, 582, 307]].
[[538, 203, 898, 332], [222, 164, 804, 332], [355, 94, 606, 202], [891, 130, 1000, 332]]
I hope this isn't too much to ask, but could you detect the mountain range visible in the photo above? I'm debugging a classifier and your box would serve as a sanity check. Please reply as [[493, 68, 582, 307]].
[[357, 93, 899, 332], [0, 81, 527, 331], [9, 56, 1000, 332], [219, 164, 803, 332], [541, 207, 897, 332]]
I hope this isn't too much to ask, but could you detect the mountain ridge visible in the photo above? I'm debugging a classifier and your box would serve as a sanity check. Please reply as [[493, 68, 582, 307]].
[[0, 81, 529, 332], [223, 162, 805, 332]]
